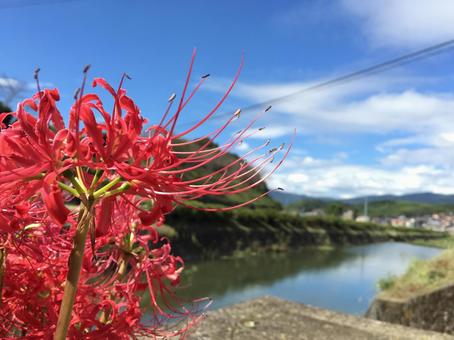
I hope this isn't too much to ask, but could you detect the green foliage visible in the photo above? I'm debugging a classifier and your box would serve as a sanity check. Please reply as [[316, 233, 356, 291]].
[[325, 202, 349, 216], [411, 235, 454, 249], [357, 200, 454, 217], [172, 138, 281, 210], [379, 249, 454, 299], [378, 275, 397, 290], [287, 199, 355, 217], [287, 199, 328, 212]]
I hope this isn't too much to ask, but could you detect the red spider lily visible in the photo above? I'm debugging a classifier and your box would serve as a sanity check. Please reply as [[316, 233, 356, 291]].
[[0, 52, 290, 226], [0, 50, 291, 339], [1, 199, 206, 339]]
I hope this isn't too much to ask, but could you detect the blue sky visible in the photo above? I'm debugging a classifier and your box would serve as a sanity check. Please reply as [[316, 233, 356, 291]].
[[3, 0, 454, 198]]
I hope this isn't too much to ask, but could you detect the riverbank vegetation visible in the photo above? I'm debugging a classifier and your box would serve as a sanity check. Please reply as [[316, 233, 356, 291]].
[[378, 234, 454, 299], [164, 206, 445, 259], [410, 235, 454, 249], [378, 249, 454, 300]]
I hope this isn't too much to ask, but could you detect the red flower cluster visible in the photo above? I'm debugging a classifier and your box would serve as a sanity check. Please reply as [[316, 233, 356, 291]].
[[0, 52, 290, 339]]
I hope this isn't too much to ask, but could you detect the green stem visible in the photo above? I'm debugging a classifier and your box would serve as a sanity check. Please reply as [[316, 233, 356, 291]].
[[24, 173, 45, 182], [93, 176, 123, 199], [62, 170, 86, 194], [99, 182, 131, 199], [89, 169, 104, 190], [54, 201, 94, 340], [75, 167, 88, 192], [57, 181, 80, 198]]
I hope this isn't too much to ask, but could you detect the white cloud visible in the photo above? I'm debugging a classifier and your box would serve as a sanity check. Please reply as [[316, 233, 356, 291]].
[[341, 0, 454, 48], [247, 126, 290, 139], [249, 82, 454, 197], [0, 77, 21, 89], [230, 78, 454, 138], [234, 141, 250, 152], [269, 154, 454, 198], [380, 146, 454, 168], [0, 76, 37, 105], [208, 75, 454, 197]]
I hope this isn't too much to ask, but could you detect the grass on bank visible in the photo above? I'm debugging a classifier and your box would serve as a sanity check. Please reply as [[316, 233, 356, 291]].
[[410, 235, 454, 249], [378, 245, 454, 300]]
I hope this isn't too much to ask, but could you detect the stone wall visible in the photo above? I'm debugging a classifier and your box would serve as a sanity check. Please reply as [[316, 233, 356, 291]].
[[366, 283, 454, 334]]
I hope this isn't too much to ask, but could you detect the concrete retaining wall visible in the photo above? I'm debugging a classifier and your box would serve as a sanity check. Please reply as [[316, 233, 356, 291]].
[[366, 283, 454, 334]]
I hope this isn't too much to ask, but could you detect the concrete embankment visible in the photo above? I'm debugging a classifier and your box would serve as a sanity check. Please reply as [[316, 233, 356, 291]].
[[187, 296, 452, 340], [366, 248, 454, 334], [367, 282, 454, 334], [165, 208, 446, 258]]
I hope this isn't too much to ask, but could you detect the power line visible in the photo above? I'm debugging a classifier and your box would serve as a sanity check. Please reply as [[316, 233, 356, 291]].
[[183, 38, 454, 126]]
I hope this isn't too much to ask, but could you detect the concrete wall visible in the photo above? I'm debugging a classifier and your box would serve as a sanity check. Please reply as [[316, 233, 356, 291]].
[[366, 283, 454, 334]]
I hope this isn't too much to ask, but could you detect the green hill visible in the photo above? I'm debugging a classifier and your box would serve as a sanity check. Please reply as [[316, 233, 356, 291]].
[[287, 198, 454, 218], [172, 139, 281, 210], [287, 199, 354, 216], [272, 191, 454, 206], [355, 200, 454, 217]]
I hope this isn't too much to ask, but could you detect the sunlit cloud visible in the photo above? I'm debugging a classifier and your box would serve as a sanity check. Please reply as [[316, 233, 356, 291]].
[[341, 0, 454, 48], [234, 141, 250, 152], [268, 154, 454, 198], [224, 76, 454, 197]]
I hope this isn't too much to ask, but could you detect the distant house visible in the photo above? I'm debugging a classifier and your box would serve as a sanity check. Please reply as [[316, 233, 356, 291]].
[[342, 210, 354, 220], [355, 215, 370, 223], [301, 209, 325, 217], [390, 215, 408, 227]]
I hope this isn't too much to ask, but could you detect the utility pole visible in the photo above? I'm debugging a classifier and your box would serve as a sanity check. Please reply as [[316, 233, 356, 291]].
[[364, 196, 368, 217]]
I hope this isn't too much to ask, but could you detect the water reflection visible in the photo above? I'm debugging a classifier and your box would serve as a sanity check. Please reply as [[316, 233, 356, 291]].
[[177, 242, 441, 315]]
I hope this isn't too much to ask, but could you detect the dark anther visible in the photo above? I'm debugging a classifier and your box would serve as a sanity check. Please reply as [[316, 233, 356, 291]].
[[34, 68, 41, 80], [83, 64, 92, 74], [73, 88, 81, 100]]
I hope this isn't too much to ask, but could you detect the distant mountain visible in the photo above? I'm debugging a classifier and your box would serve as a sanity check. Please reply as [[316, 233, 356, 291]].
[[343, 192, 454, 205], [271, 191, 454, 206], [269, 191, 332, 206]]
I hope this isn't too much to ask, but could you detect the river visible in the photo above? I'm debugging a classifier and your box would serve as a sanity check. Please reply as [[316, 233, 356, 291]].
[[177, 242, 441, 315]]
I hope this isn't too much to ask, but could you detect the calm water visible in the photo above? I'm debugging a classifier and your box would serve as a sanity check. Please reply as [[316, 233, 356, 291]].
[[177, 242, 441, 315]]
